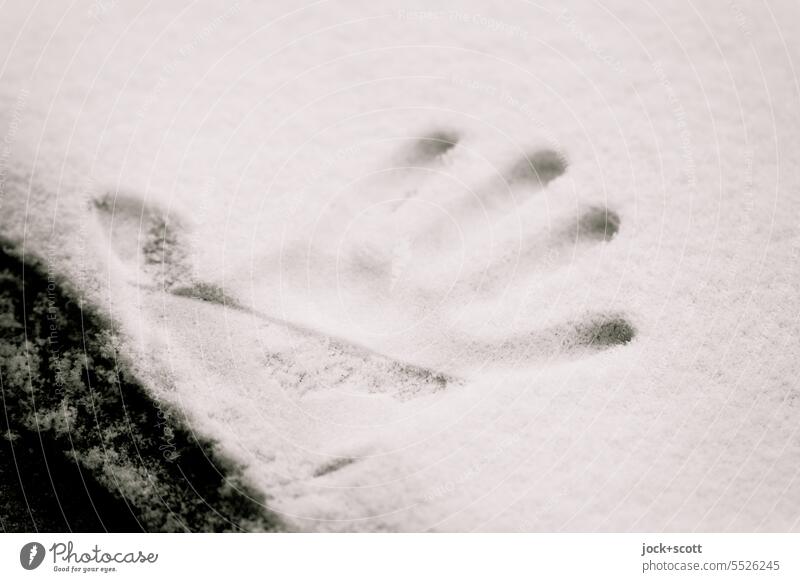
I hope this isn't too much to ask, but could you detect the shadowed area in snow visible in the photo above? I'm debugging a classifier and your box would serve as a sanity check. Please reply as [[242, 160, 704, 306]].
[[509, 149, 568, 186], [405, 129, 460, 163], [0, 239, 282, 532]]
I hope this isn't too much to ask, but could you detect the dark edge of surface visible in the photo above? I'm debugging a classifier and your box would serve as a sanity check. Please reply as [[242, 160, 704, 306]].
[[0, 239, 283, 532]]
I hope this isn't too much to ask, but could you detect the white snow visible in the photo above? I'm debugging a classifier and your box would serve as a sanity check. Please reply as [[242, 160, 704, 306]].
[[1, 0, 799, 531]]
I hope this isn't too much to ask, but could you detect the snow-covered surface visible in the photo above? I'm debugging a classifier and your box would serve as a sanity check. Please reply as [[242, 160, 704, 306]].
[[1, 0, 799, 531]]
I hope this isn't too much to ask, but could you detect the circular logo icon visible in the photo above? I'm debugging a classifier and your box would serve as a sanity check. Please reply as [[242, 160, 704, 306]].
[[20, 542, 46, 570]]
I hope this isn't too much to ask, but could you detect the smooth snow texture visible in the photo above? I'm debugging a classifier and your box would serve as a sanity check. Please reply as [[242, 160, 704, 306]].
[[1, 0, 799, 531]]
